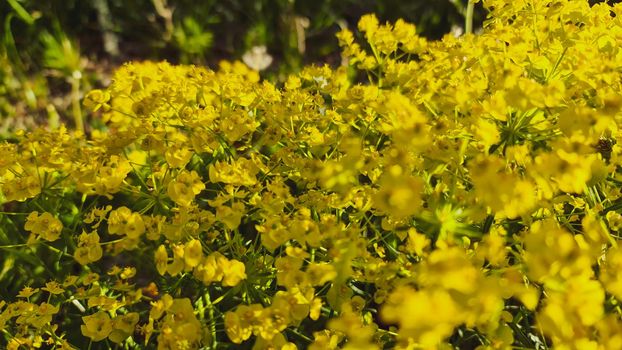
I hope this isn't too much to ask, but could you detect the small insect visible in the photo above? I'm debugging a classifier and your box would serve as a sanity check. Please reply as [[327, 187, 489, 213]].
[[595, 137, 616, 161]]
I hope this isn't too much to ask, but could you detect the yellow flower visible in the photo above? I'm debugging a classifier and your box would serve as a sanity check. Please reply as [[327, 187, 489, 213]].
[[83, 205, 113, 229], [533, 150, 594, 195], [523, 220, 593, 284], [600, 247, 622, 300], [41, 281, 64, 295], [193, 255, 219, 284], [252, 332, 297, 350], [167, 244, 186, 276], [74, 231, 103, 265], [107, 206, 145, 239], [309, 297, 322, 321], [306, 263, 337, 286], [137, 317, 155, 346], [606, 211, 622, 231], [224, 312, 249, 344], [164, 143, 193, 168], [30, 302, 59, 329], [81, 311, 113, 342], [87, 295, 123, 312], [225, 304, 262, 344], [155, 245, 169, 276], [150, 294, 174, 320], [208, 158, 259, 186], [328, 301, 377, 349], [403, 228, 431, 257], [214, 201, 245, 230], [472, 118, 500, 150], [255, 306, 289, 341], [255, 216, 292, 252], [183, 239, 203, 268], [537, 278, 604, 343], [309, 330, 340, 350], [381, 286, 463, 348], [157, 298, 202, 349], [358, 14, 379, 35], [17, 286, 39, 299], [372, 166, 424, 219], [74, 155, 132, 197], [274, 288, 312, 322], [220, 110, 260, 142], [469, 155, 536, 218], [221, 259, 246, 287], [83, 89, 111, 112], [24, 211, 63, 242], [119, 267, 136, 280], [109, 312, 139, 343], [167, 170, 205, 207]]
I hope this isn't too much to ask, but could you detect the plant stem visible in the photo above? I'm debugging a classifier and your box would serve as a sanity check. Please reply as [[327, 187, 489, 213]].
[[70, 74, 83, 134], [466, 0, 475, 35]]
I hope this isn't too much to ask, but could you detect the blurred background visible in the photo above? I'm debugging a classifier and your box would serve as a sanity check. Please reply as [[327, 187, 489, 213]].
[[0, 0, 489, 134]]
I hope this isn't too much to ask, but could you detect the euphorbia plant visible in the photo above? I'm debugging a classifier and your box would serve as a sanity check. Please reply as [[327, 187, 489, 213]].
[[2, 1, 622, 349]]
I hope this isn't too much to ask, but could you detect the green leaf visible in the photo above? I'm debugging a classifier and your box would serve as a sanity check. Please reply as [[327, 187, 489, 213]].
[[6, 0, 35, 25]]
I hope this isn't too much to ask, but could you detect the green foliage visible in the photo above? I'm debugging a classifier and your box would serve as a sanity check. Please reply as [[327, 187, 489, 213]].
[[173, 16, 214, 63]]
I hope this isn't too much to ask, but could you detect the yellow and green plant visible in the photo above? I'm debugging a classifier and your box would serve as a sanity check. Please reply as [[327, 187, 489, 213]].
[[2, 0, 622, 349]]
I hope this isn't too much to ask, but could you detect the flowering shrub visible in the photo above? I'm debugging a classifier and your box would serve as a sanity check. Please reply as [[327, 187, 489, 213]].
[[2, 0, 622, 349]]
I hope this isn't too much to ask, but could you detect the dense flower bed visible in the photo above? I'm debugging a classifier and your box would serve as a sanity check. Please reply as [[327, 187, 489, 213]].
[[2, 0, 622, 349]]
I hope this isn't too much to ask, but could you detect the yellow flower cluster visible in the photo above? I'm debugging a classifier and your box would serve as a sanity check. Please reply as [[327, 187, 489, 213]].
[[2, 0, 622, 348], [24, 211, 63, 242], [225, 287, 320, 346], [155, 241, 246, 287]]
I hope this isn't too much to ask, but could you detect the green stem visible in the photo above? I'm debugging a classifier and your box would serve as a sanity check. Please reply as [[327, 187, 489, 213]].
[[71, 75, 83, 134], [0, 243, 29, 249], [466, 0, 475, 35], [204, 292, 217, 348]]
